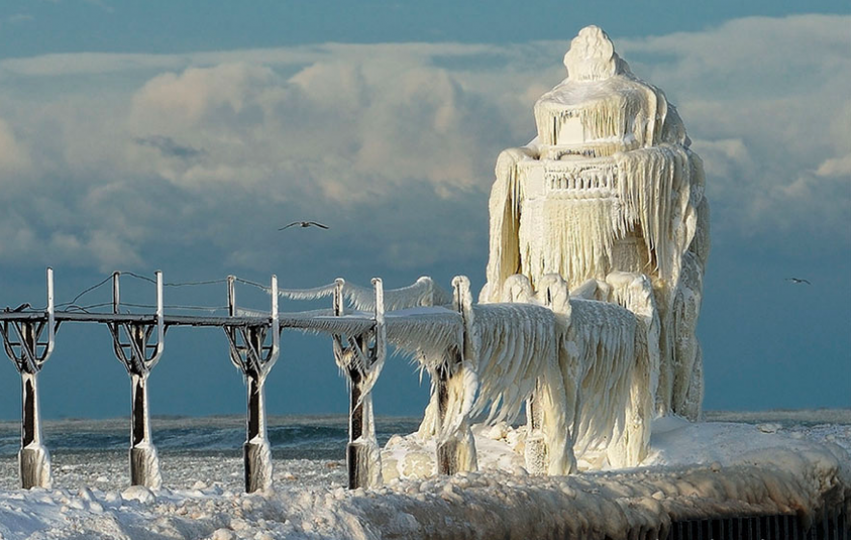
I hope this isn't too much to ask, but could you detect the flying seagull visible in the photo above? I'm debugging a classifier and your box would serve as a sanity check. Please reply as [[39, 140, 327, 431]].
[[279, 221, 329, 231], [785, 278, 811, 285]]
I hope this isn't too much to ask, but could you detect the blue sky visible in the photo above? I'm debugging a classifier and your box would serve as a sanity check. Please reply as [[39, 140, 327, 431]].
[[0, 1, 849, 420]]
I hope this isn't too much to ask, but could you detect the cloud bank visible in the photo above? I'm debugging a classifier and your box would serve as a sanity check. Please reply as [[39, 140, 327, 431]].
[[0, 14, 848, 274]]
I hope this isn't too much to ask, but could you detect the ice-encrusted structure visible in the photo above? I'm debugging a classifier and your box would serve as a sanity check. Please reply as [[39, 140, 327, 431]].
[[253, 28, 707, 481], [474, 26, 708, 463], [411, 272, 654, 475]]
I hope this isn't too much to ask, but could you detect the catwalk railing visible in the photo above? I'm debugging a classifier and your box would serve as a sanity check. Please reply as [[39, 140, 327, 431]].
[[0, 268, 465, 493]]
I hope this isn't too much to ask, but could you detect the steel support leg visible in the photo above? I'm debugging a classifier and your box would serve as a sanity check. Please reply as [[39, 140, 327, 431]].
[[129, 373, 161, 488], [1, 269, 56, 489], [19, 371, 50, 489], [108, 271, 164, 489], [333, 278, 385, 490], [244, 373, 271, 493], [224, 274, 279, 493]]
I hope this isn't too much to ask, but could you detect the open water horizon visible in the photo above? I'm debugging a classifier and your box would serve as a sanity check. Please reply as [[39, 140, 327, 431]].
[[1, 409, 849, 458]]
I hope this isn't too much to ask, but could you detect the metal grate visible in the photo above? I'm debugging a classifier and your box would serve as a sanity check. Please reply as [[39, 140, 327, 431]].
[[664, 511, 848, 540]]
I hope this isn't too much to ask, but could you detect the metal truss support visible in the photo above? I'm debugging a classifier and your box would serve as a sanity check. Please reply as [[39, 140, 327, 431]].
[[107, 271, 165, 489], [224, 275, 280, 493], [435, 276, 478, 476], [0, 268, 56, 489], [332, 278, 386, 490]]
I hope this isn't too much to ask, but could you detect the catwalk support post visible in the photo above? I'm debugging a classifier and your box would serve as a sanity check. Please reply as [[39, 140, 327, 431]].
[[0, 268, 56, 489], [435, 276, 478, 476], [224, 275, 280, 493], [107, 271, 165, 489], [524, 380, 548, 475], [524, 271, 547, 474], [332, 278, 386, 489]]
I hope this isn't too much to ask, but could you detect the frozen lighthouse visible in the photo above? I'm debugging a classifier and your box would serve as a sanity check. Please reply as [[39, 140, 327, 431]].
[[393, 25, 712, 478], [381, 29, 846, 537], [482, 25, 710, 422]]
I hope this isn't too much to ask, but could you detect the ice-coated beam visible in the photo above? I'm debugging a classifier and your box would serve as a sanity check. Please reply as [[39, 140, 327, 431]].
[[19, 370, 51, 489], [435, 276, 477, 476], [343, 278, 384, 490], [15, 269, 56, 489], [244, 370, 271, 493], [435, 351, 463, 475], [524, 381, 548, 475], [346, 367, 368, 489], [129, 372, 161, 488], [110, 271, 164, 488]]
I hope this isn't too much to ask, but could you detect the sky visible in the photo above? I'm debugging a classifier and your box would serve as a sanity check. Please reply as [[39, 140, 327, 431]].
[[0, 1, 849, 422]]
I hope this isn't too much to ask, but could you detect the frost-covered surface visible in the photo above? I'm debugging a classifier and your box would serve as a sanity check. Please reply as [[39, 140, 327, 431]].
[[0, 416, 848, 539], [416, 273, 655, 474], [262, 276, 451, 312], [481, 26, 710, 455]]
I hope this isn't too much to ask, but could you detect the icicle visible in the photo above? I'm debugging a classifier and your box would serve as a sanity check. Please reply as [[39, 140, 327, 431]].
[[276, 282, 337, 300], [345, 276, 452, 312]]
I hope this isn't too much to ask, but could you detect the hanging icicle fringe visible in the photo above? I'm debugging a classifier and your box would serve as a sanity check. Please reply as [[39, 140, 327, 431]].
[[240, 276, 452, 312], [469, 303, 557, 426], [418, 286, 651, 473], [385, 308, 463, 363], [564, 298, 639, 462], [344, 277, 452, 312], [614, 143, 692, 283], [276, 283, 338, 300]]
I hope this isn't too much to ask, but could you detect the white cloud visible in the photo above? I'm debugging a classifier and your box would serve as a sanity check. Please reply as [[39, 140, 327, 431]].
[[130, 63, 278, 130], [0, 118, 29, 175], [617, 15, 851, 244], [0, 15, 848, 274], [816, 154, 851, 177]]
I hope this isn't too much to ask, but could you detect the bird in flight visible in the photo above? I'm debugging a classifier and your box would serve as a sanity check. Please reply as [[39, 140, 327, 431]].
[[785, 278, 811, 285], [279, 221, 329, 231]]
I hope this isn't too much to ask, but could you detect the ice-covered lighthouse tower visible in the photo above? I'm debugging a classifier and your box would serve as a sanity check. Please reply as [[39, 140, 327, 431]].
[[481, 26, 710, 420]]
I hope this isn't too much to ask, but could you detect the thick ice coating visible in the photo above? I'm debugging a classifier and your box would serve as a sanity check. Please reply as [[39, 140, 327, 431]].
[[481, 25, 709, 427]]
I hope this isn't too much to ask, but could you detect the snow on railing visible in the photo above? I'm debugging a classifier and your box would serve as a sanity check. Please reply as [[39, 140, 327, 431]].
[[0, 269, 468, 492], [0, 268, 656, 496]]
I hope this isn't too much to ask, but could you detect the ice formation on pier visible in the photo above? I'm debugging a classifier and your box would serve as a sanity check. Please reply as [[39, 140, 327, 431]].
[[383, 25, 712, 476], [480, 25, 709, 433]]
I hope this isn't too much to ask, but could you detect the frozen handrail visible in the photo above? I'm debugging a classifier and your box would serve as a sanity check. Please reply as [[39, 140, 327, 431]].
[[233, 275, 451, 312], [0, 268, 470, 492]]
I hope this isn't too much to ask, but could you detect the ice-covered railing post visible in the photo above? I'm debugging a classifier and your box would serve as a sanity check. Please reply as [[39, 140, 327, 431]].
[[435, 276, 477, 475], [524, 390, 548, 475], [224, 274, 280, 493], [524, 274, 572, 475], [0, 268, 55, 489], [332, 278, 385, 489], [106, 270, 165, 489], [524, 380, 547, 475]]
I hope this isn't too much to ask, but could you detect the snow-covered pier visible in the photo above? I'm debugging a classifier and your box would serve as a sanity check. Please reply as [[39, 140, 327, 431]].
[[0, 268, 475, 493], [2, 269, 849, 540]]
